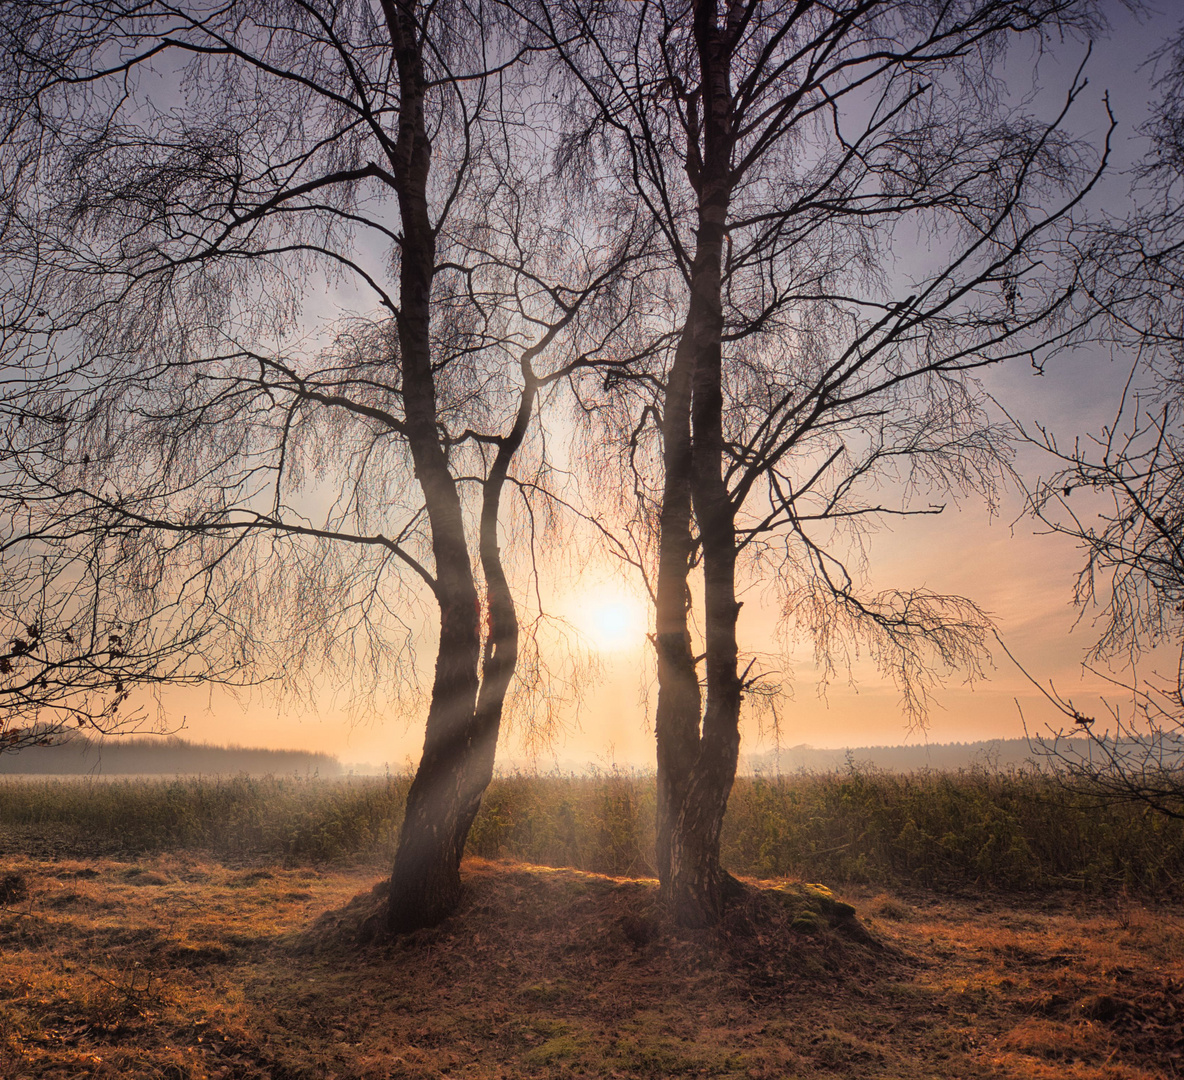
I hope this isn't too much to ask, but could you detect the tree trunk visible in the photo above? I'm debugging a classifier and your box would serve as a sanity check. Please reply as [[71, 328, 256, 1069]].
[[432, 377, 537, 911], [669, 327, 743, 926], [383, 0, 491, 932], [389, 370, 534, 934], [654, 320, 703, 886], [388, 579, 482, 930], [656, 0, 742, 925]]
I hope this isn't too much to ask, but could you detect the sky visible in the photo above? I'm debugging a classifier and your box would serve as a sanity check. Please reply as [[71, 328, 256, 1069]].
[[139, 3, 1178, 771]]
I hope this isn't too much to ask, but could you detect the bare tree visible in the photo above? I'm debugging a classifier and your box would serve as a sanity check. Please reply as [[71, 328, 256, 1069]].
[[1012, 18, 1184, 812], [0, 0, 641, 928], [530, 0, 1112, 924], [0, 522, 216, 754], [1, 323, 249, 750]]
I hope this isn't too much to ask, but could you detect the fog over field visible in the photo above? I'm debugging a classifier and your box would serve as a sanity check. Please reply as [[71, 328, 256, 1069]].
[[7, 732, 1179, 778]]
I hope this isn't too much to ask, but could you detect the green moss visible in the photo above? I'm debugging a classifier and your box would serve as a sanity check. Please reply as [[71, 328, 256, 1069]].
[[520, 979, 570, 1005], [790, 909, 825, 933], [523, 1032, 587, 1064], [606, 1035, 747, 1076]]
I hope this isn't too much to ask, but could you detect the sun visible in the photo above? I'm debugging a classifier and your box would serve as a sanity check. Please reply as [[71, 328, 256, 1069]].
[[573, 588, 649, 653]]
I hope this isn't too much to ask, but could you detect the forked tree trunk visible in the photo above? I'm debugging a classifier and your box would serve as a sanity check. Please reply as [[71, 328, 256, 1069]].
[[448, 380, 535, 886], [383, 0, 520, 932], [389, 402, 529, 931]]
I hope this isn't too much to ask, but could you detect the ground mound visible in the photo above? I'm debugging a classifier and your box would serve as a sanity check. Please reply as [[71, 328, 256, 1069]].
[[297, 859, 891, 996]]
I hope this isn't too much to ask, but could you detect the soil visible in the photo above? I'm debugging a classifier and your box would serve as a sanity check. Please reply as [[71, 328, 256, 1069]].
[[0, 852, 1180, 1079]]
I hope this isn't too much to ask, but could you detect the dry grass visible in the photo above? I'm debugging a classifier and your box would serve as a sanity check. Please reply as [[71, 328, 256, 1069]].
[[1, 852, 1181, 1079], [5, 768, 1182, 893]]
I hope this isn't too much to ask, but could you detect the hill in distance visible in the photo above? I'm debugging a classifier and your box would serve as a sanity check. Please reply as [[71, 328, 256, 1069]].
[[742, 737, 1066, 774], [0, 733, 343, 777]]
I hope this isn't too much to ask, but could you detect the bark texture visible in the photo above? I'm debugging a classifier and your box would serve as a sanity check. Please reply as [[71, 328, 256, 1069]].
[[653, 302, 704, 887], [382, 0, 521, 931], [656, 0, 745, 926]]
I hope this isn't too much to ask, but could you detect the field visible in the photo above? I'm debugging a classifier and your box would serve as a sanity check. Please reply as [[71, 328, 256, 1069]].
[[1, 770, 1182, 1079]]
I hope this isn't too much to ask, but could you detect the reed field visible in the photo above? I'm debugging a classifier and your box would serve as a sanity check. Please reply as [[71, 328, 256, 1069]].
[[1, 765, 1181, 893]]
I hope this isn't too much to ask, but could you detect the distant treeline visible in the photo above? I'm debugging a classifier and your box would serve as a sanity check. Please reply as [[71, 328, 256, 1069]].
[[0, 733, 342, 777], [5, 732, 1180, 778], [743, 736, 1123, 774]]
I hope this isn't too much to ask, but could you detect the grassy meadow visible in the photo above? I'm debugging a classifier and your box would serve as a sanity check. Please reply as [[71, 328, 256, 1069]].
[[2, 767, 1183, 1079]]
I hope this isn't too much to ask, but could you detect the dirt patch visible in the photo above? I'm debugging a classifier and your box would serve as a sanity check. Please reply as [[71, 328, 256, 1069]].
[[0, 871, 28, 904]]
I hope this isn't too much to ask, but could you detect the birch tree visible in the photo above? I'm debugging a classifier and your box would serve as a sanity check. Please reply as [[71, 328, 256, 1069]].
[[531, 0, 1111, 923], [0, 0, 641, 928]]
